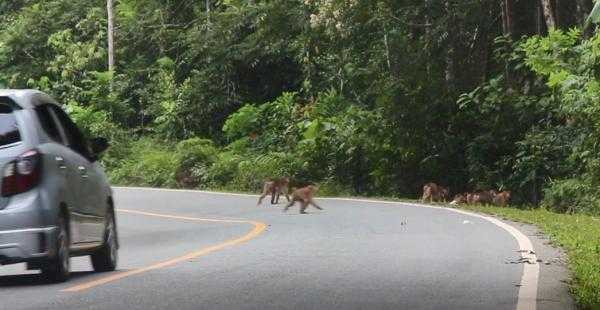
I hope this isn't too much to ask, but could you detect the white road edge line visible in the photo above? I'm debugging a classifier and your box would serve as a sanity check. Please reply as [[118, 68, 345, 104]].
[[396, 201, 539, 310], [114, 186, 539, 310]]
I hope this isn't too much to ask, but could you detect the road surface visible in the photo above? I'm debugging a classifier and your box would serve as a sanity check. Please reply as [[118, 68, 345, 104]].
[[0, 187, 566, 309]]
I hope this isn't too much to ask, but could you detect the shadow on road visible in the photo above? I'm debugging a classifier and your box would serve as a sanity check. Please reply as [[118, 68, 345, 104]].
[[282, 212, 325, 216], [0, 271, 96, 287]]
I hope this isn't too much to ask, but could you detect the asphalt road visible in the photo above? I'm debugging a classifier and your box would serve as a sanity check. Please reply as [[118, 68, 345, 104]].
[[0, 187, 559, 310]]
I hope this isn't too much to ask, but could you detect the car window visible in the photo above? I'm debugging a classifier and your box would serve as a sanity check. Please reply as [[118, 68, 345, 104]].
[[0, 102, 21, 147], [48, 105, 91, 159], [35, 105, 64, 144]]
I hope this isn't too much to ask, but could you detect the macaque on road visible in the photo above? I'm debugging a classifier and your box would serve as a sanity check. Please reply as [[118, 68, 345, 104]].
[[257, 177, 290, 205], [283, 185, 323, 214]]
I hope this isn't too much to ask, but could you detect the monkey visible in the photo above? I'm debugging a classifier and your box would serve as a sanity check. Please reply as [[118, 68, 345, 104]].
[[450, 193, 467, 205], [421, 183, 436, 203], [440, 186, 450, 202], [421, 183, 449, 203], [270, 177, 290, 204], [466, 192, 475, 204], [257, 177, 290, 205], [471, 190, 495, 205], [257, 180, 275, 206], [493, 191, 511, 207], [283, 185, 323, 214]]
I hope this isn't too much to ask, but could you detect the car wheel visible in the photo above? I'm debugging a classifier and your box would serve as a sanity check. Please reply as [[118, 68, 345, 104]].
[[41, 215, 70, 282], [91, 207, 118, 272]]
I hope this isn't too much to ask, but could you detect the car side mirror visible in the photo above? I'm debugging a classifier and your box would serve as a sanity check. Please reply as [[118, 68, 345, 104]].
[[89, 137, 110, 157]]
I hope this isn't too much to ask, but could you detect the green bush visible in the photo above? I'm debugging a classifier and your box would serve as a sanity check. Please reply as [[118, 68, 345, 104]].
[[542, 178, 600, 215], [316, 178, 353, 197], [224, 137, 253, 154], [228, 152, 305, 192], [205, 151, 243, 188], [219, 91, 390, 195], [109, 138, 177, 188], [223, 105, 260, 140], [174, 138, 219, 188], [224, 92, 301, 152]]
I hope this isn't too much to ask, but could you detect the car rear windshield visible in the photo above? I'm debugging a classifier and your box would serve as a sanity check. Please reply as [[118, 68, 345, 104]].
[[0, 97, 21, 147]]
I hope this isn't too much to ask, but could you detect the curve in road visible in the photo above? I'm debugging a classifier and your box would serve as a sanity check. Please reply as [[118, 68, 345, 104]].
[[118, 187, 540, 310], [63, 208, 267, 292], [0, 187, 550, 310], [323, 197, 540, 310]]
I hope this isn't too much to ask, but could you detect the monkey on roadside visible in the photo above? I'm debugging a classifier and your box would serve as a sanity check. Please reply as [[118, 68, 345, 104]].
[[493, 191, 511, 207], [257, 177, 291, 205], [471, 190, 495, 205], [283, 185, 323, 214], [421, 182, 449, 203], [450, 193, 468, 205], [440, 186, 450, 202]]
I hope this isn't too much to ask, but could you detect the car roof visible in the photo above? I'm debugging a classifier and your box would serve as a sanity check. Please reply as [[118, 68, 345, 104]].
[[0, 89, 59, 109]]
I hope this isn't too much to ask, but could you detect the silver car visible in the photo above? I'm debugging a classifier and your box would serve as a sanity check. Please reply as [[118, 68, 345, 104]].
[[0, 89, 118, 282]]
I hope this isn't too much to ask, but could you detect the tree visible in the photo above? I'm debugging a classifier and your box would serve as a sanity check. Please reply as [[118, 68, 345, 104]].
[[540, 0, 556, 29], [107, 0, 115, 73]]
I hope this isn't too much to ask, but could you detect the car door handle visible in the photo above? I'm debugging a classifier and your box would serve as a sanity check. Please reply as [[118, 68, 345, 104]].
[[55, 156, 67, 170], [78, 166, 89, 178]]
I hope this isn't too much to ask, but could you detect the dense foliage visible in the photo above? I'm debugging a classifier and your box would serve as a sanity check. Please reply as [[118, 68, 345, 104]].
[[2, 0, 600, 214]]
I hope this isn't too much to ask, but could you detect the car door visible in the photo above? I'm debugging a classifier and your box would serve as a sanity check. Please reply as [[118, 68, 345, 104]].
[[48, 106, 104, 243], [34, 104, 84, 244]]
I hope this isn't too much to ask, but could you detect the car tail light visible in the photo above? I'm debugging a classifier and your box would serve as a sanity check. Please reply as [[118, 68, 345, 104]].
[[1, 149, 42, 197]]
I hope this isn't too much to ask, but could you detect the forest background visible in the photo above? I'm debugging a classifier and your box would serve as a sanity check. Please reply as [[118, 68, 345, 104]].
[[2, 0, 600, 215]]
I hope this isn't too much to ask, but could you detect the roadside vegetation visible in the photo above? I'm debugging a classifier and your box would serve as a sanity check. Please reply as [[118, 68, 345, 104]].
[[1, 1, 600, 307], [3, 1, 600, 212]]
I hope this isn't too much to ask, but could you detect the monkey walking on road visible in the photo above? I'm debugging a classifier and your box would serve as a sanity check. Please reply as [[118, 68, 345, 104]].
[[283, 185, 323, 214], [257, 177, 290, 205]]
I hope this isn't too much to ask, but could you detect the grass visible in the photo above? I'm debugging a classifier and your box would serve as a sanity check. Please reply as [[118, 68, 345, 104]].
[[458, 205, 600, 310]]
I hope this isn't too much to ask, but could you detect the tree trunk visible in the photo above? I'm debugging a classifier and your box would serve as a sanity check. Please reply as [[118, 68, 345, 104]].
[[501, 0, 515, 38], [540, 0, 556, 29], [206, 0, 210, 25], [383, 32, 391, 72], [536, 2, 545, 34], [424, 0, 433, 76], [107, 0, 115, 72], [445, 0, 456, 93]]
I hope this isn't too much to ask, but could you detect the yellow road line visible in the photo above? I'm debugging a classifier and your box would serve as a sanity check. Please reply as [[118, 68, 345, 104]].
[[62, 209, 267, 293], [113, 187, 539, 310]]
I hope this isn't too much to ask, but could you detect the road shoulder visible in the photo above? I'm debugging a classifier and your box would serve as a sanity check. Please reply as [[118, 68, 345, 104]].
[[498, 218, 576, 310]]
